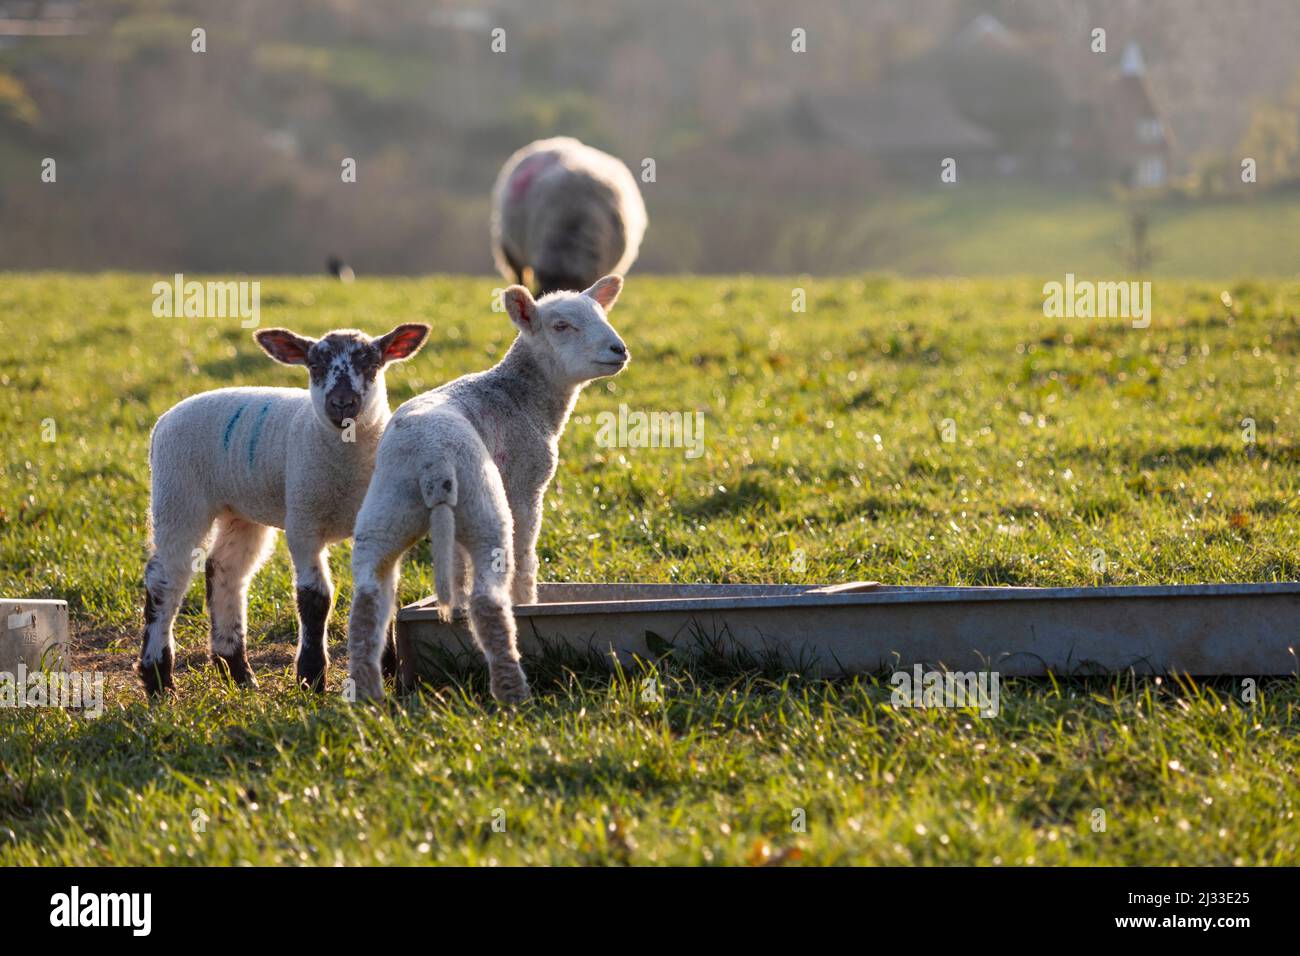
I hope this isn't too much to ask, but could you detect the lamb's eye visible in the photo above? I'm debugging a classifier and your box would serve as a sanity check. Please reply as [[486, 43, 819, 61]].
[[552, 322, 571, 332]]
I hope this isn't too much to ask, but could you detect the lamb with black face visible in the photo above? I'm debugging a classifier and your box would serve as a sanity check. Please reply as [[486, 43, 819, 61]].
[[138, 322, 430, 697]]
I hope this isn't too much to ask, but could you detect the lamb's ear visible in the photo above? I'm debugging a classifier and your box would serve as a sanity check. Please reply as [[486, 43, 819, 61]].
[[254, 328, 314, 366], [583, 274, 623, 312], [375, 323, 431, 364], [502, 285, 538, 333]]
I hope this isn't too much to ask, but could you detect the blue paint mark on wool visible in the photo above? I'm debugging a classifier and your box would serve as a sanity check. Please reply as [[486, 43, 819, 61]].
[[222, 404, 246, 451], [247, 402, 272, 468]]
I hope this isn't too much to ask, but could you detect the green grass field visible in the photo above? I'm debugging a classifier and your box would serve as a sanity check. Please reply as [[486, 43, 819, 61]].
[[2, 273, 1299, 864], [653, 184, 1300, 277], [893, 184, 1300, 279]]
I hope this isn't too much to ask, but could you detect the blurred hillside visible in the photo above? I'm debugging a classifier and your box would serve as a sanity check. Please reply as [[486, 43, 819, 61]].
[[1, 0, 1298, 275]]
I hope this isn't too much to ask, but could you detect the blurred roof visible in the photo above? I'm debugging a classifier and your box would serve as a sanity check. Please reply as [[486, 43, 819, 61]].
[[953, 13, 1020, 51], [807, 65, 998, 155], [1120, 41, 1147, 77]]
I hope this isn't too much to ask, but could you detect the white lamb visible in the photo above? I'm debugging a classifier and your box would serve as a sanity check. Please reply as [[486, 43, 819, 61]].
[[138, 322, 430, 696], [347, 275, 630, 703], [491, 137, 647, 295]]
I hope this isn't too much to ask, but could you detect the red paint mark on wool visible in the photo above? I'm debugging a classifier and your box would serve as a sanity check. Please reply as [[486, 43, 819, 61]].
[[508, 152, 555, 203]]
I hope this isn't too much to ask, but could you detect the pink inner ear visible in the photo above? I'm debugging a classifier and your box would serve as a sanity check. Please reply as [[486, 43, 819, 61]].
[[508, 292, 535, 327], [262, 333, 307, 363], [383, 328, 424, 359], [588, 278, 621, 310]]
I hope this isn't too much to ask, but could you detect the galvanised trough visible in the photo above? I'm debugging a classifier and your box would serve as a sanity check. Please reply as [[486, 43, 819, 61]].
[[395, 581, 1300, 685], [1, 598, 68, 675]]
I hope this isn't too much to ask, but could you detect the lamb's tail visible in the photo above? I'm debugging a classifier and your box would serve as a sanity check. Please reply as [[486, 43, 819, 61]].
[[418, 466, 459, 623]]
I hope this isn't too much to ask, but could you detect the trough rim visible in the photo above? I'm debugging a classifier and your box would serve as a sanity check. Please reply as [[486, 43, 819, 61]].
[[398, 580, 1300, 621]]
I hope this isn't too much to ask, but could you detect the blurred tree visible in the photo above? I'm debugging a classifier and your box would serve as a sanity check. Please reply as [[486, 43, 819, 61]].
[[1235, 70, 1300, 188], [1120, 206, 1156, 273], [0, 70, 38, 126]]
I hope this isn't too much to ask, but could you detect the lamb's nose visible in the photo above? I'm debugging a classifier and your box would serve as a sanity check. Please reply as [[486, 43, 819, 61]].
[[610, 342, 628, 358], [328, 393, 360, 417]]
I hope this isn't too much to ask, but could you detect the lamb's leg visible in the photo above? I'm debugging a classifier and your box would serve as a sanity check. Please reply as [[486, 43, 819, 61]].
[[206, 513, 273, 687], [454, 543, 472, 608], [381, 618, 399, 680], [462, 492, 530, 703], [507, 491, 543, 606], [287, 532, 333, 693], [138, 513, 215, 698], [347, 466, 429, 701], [467, 579, 530, 704], [348, 540, 403, 701]]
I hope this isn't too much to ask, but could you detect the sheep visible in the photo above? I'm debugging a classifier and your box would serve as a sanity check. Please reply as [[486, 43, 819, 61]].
[[326, 255, 355, 283], [491, 137, 647, 296], [137, 322, 430, 697], [347, 274, 630, 703]]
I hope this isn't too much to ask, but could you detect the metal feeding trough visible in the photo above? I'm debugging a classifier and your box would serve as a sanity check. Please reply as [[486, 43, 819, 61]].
[[394, 581, 1300, 685], [0, 598, 68, 675]]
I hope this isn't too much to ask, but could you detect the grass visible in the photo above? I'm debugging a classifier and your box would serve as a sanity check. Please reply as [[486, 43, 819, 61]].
[[892, 183, 1300, 279], [654, 183, 1300, 277], [2, 272, 1299, 864]]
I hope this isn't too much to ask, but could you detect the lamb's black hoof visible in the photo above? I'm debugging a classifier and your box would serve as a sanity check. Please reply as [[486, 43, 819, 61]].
[[381, 640, 399, 680], [137, 648, 176, 698], [296, 653, 328, 694], [213, 653, 258, 688]]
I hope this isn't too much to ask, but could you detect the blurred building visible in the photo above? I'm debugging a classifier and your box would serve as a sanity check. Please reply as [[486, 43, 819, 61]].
[[802, 16, 1173, 188], [1099, 42, 1173, 188]]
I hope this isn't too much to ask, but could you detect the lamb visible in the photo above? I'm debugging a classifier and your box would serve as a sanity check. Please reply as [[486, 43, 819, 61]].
[[347, 275, 630, 703], [491, 137, 647, 296], [137, 322, 430, 696]]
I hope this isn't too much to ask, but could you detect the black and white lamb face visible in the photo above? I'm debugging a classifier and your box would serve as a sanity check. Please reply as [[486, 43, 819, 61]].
[[501, 275, 629, 386], [255, 324, 429, 429]]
